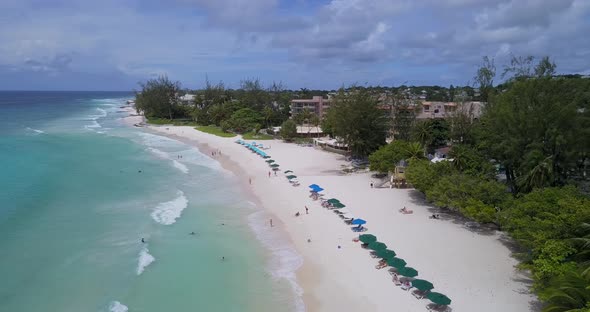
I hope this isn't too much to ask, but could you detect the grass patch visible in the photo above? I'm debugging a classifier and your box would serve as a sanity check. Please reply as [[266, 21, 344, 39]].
[[242, 132, 274, 140], [146, 117, 173, 125], [195, 126, 237, 138]]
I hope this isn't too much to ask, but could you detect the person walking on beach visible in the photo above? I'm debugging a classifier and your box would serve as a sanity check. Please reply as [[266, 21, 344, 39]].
[[305, 206, 309, 214], [249, 177, 252, 185], [268, 171, 271, 178], [370, 182, 374, 188], [270, 219, 273, 227]]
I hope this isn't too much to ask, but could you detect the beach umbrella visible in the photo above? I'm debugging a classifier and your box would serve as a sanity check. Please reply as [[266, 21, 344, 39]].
[[332, 202, 346, 208], [327, 198, 340, 204], [397, 267, 418, 277], [411, 279, 434, 291], [387, 257, 407, 269], [284, 170, 293, 174], [427, 293, 451, 306], [375, 249, 396, 259], [367, 242, 387, 251], [358, 234, 377, 244], [308, 184, 320, 188], [266, 159, 275, 163], [286, 175, 297, 179], [272, 168, 280, 171], [351, 218, 366, 225], [270, 164, 279, 167]]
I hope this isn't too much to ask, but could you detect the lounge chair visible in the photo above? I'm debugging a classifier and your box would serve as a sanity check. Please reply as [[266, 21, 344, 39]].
[[343, 218, 354, 224], [401, 282, 412, 291], [375, 262, 387, 269], [412, 289, 428, 299], [369, 251, 379, 258], [426, 303, 451, 312], [351, 226, 367, 232], [392, 273, 402, 286]]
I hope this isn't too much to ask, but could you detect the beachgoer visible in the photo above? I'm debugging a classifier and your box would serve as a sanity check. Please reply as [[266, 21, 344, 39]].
[[190, 231, 195, 235], [138, 170, 142, 173], [249, 178, 252, 185], [370, 182, 374, 188], [274, 171, 277, 176], [307, 239, 311, 243], [270, 219, 273, 227], [305, 206, 309, 214], [222, 256, 225, 261], [268, 171, 271, 178], [295, 212, 300, 217], [141, 238, 145, 243]]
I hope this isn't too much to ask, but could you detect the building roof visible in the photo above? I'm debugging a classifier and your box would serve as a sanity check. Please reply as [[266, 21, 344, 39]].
[[297, 126, 323, 134]]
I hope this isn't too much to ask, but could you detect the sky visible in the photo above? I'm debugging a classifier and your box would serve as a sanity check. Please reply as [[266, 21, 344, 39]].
[[0, 0, 589, 91]]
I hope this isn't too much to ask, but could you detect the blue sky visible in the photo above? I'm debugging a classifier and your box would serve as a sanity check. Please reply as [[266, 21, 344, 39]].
[[0, 0, 589, 90]]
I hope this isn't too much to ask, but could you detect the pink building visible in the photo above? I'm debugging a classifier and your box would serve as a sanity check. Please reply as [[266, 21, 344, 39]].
[[290, 96, 331, 118]]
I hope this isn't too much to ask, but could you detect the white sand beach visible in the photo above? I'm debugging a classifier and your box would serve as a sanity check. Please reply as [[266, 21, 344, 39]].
[[127, 114, 537, 311]]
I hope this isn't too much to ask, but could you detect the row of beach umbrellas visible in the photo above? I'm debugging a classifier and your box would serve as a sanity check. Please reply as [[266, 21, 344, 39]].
[[358, 234, 452, 307]]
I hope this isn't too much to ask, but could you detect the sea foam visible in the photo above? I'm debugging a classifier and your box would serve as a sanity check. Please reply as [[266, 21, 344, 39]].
[[25, 127, 44, 134], [172, 160, 189, 174], [247, 210, 305, 312], [109, 301, 129, 312], [136, 246, 155, 275], [150, 191, 188, 225]]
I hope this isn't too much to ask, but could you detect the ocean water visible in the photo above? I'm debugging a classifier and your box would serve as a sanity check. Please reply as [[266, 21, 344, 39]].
[[0, 92, 302, 312]]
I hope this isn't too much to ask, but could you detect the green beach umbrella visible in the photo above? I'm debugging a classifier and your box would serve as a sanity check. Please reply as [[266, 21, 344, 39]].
[[397, 267, 418, 277], [367, 242, 387, 251], [331, 202, 346, 209], [427, 293, 451, 306], [375, 249, 396, 260], [411, 279, 434, 291], [358, 234, 377, 244], [270, 164, 279, 167], [387, 257, 407, 269], [286, 175, 297, 179], [284, 170, 293, 174], [327, 198, 340, 204], [265, 159, 275, 163]]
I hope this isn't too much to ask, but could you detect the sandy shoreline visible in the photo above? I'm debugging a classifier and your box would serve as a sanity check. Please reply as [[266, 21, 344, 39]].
[[120, 110, 538, 312]]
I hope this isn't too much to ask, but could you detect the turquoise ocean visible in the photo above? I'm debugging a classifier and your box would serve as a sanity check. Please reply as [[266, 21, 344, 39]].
[[0, 92, 303, 312]]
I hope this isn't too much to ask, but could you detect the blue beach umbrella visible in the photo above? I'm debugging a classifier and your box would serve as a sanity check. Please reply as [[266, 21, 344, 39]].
[[351, 219, 367, 225], [310, 187, 324, 193]]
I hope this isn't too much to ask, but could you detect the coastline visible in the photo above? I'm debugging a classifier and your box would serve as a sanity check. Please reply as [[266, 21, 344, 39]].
[[121, 111, 537, 311]]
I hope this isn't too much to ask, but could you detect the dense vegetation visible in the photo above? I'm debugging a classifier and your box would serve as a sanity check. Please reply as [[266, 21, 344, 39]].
[[369, 56, 590, 311]]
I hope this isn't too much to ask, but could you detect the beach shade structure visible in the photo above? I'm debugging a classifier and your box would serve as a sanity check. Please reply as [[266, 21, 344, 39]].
[[270, 164, 280, 168], [284, 170, 293, 174], [375, 249, 396, 260], [272, 168, 280, 171], [367, 242, 387, 251], [286, 175, 297, 180], [411, 279, 434, 291], [397, 267, 418, 277], [358, 234, 377, 244], [327, 198, 341, 204], [387, 257, 407, 269], [351, 218, 366, 225], [309, 184, 321, 189], [427, 293, 451, 306], [332, 202, 346, 209], [266, 159, 275, 163]]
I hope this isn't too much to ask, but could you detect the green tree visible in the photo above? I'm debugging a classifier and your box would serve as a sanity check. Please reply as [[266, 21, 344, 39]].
[[222, 108, 262, 133], [135, 75, 182, 120], [324, 88, 388, 157], [280, 119, 297, 141], [473, 56, 496, 102]]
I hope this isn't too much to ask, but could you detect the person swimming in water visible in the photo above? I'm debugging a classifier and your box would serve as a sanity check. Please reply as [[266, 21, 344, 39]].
[[141, 238, 145, 243], [190, 231, 195, 235]]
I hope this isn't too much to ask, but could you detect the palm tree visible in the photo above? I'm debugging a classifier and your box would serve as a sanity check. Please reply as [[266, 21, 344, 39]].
[[570, 223, 590, 266], [517, 155, 554, 193], [310, 114, 321, 138], [541, 266, 590, 312], [449, 145, 470, 171], [405, 142, 425, 160], [263, 106, 273, 129], [412, 120, 432, 155]]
